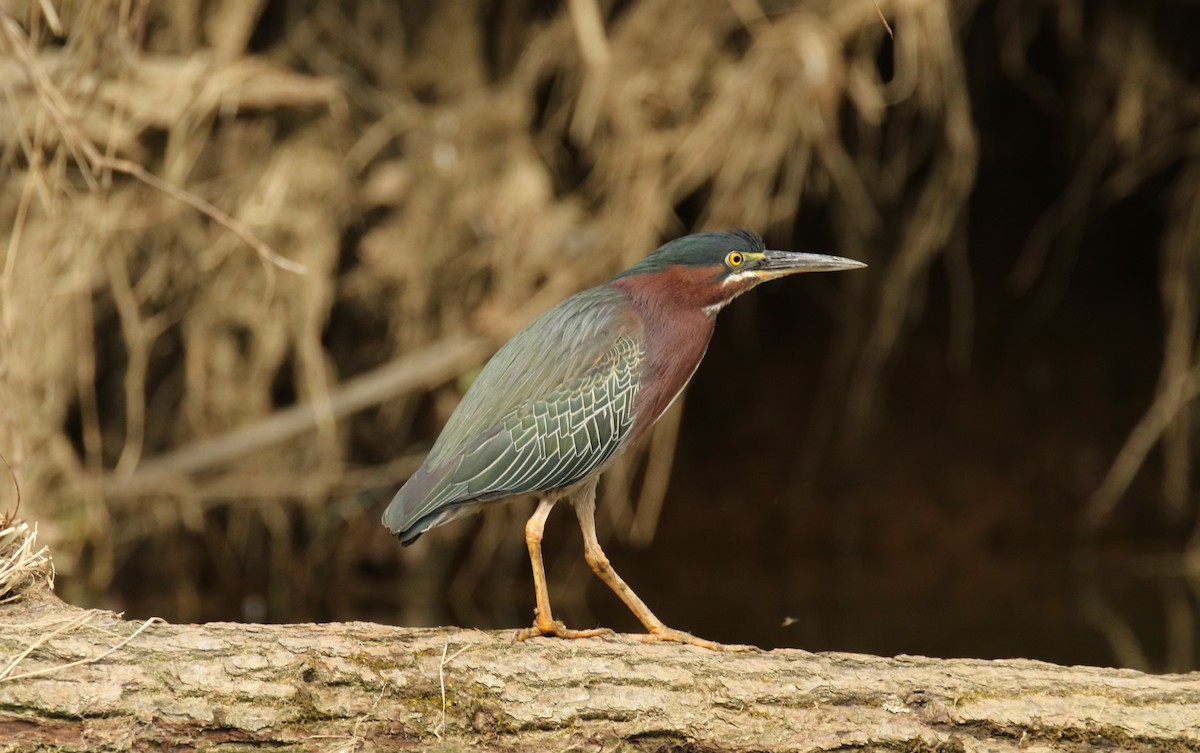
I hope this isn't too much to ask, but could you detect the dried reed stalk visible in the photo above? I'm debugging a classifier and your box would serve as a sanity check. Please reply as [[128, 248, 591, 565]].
[[2, 0, 1193, 638]]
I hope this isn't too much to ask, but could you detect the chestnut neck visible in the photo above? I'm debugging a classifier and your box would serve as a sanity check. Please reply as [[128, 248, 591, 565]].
[[608, 268, 723, 439]]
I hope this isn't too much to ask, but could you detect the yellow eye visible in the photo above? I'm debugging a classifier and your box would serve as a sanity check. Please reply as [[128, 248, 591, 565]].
[[726, 251, 745, 268]]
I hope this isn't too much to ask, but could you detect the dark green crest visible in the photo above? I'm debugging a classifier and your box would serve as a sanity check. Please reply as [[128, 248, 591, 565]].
[[615, 230, 766, 279]]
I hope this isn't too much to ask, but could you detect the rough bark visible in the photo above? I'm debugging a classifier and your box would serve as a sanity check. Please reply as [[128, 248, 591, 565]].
[[1, 589, 1198, 753]]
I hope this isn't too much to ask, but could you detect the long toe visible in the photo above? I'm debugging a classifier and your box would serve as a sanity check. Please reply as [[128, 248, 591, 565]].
[[514, 619, 613, 642], [640, 626, 755, 652]]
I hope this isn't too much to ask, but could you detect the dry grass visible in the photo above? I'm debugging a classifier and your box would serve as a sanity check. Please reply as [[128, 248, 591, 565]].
[[0, 519, 54, 604], [0, 452, 53, 602], [0, 452, 53, 603], [0, 0, 1196, 634]]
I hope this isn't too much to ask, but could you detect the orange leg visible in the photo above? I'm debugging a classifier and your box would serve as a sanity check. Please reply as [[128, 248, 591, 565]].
[[571, 482, 746, 652], [514, 494, 610, 641]]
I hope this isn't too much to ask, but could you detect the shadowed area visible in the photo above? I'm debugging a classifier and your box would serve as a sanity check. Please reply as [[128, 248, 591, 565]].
[[0, 0, 1197, 671]]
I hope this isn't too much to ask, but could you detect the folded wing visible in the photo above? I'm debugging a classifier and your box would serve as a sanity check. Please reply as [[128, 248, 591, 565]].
[[383, 286, 643, 542]]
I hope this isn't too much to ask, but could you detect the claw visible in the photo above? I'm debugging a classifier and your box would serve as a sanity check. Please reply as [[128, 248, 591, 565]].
[[640, 626, 755, 652], [515, 618, 613, 642]]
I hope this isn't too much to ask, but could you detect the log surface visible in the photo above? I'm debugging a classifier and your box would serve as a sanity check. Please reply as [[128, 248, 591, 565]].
[[1, 591, 1198, 752]]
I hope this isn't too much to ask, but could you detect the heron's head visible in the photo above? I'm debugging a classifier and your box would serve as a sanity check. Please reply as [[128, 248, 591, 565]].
[[614, 230, 866, 314]]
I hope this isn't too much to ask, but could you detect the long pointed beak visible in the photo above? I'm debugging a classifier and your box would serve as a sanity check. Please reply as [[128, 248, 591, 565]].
[[757, 249, 867, 278]]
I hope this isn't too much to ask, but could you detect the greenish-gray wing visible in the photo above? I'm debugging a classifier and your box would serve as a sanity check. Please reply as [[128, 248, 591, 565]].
[[393, 334, 642, 533], [424, 285, 640, 465], [385, 286, 643, 536], [470, 333, 640, 492]]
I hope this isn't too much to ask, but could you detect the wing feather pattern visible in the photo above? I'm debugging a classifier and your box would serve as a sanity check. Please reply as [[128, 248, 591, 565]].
[[383, 287, 643, 542]]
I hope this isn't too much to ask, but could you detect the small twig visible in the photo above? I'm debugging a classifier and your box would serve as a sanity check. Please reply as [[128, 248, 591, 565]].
[[873, 1, 894, 39], [0, 613, 164, 683], [432, 639, 471, 739], [0, 610, 93, 681], [433, 641, 450, 740]]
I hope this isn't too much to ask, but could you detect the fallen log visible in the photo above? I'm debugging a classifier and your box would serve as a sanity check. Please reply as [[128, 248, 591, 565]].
[[1, 586, 1198, 752]]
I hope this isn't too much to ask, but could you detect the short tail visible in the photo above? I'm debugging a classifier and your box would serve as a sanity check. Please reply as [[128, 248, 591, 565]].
[[381, 464, 492, 546], [382, 459, 457, 545], [381, 495, 426, 546]]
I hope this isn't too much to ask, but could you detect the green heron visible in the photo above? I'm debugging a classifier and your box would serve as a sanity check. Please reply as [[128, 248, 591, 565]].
[[383, 230, 864, 649]]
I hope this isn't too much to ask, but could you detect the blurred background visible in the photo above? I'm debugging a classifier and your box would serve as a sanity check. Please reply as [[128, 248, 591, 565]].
[[1, 0, 1198, 671]]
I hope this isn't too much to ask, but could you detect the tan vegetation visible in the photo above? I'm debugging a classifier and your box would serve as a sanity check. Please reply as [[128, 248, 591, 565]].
[[0, 0, 1197, 662]]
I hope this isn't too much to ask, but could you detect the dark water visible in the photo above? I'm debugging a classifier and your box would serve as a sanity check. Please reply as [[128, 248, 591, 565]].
[[66, 226, 1198, 673], [381, 478, 1194, 671]]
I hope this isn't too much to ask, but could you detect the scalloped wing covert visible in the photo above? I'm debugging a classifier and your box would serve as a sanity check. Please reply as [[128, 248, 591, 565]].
[[383, 286, 643, 541]]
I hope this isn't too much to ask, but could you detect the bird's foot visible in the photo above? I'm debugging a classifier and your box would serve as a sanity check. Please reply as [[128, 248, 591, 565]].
[[639, 625, 755, 652], [514, 617, 613, 642]]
